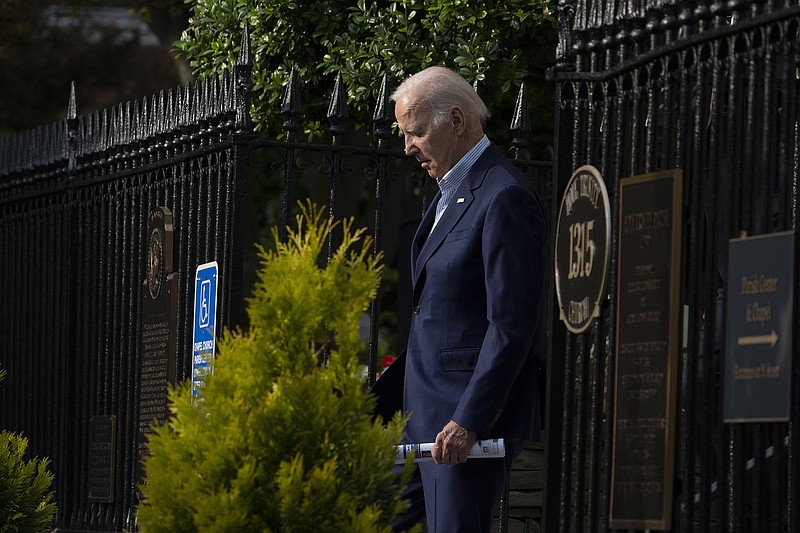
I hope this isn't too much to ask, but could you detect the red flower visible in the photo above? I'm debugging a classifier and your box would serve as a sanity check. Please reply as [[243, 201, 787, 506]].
[[377, 355, 396, 377]]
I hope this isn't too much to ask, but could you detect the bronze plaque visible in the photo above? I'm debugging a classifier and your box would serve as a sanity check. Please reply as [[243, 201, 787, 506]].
[[610, 169, 683, 530], [137, 207, 178, 485], [88, 415, 116, 503], [555, 165, 611, 333]]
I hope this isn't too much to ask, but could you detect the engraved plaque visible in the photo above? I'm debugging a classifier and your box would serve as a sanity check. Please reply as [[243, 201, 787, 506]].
[[555, 165, 611, 333], [88, 416, 116, 503], [137, 207, 178, 485], [610, 169, 683, 530]]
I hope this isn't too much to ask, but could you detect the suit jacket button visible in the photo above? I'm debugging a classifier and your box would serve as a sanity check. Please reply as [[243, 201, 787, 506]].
[[414, 306, 420, 315]]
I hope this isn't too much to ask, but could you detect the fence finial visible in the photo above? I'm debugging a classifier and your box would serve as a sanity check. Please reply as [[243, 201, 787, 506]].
[[554, 0, 577, 71], [68, 81, 77, 120], [510, 83, 530, 160], [281, 66, 300, 136], [67, 81, 79, 171], [328, 72, 349, 137], [235, 20, 253, 131], [373, 74, 391, 143]]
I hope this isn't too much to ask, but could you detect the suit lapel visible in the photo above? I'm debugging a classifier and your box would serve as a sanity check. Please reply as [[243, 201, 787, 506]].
[[411, 191, 439, 276], [411, 144, 502, 287]]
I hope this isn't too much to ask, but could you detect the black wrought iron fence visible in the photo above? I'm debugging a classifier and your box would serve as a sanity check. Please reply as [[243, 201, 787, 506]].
[[0, 27, 553, 531], [546, 1, 800, 531], [0, 41, 252, 530]]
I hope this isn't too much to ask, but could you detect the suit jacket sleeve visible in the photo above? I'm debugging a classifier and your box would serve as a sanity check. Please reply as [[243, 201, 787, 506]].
[[450, 180, 546, 437]]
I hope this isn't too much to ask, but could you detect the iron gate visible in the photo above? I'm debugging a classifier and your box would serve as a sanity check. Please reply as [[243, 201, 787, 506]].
[[545, 1, 800, 531]]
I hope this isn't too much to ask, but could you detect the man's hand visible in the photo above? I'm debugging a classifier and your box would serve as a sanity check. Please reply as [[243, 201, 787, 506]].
[[432, 420, 478, 464]]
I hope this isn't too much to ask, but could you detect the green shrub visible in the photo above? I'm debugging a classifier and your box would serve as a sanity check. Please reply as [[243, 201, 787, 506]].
[[0, 371, 57, 533], [175, 0, 556, 154], [137, 202, 415, 532]]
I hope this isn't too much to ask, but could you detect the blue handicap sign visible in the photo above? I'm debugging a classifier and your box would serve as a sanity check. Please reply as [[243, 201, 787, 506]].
[[192, 261, 218, 398]]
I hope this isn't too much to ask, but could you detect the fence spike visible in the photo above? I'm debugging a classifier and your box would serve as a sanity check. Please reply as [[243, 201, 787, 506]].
[[181, 83, 192, 128], [238, 20, 252, 68], [510, 83, 530, 160], [235, 21, 253, 130], [200, 76, 210, 125], [47, 122, 56, 164], [100, 108, 109, 153], [210, 73, 219, 123], [197, 79, 205, 125], [221, 69, 231, 116], [193, 79, 202, 128], [76, 115, 85, 158], [86, 110, 94, 153], [68, 81, 77, 121], [132, 100, 141, 145], [281, 67, 300, 135], [172, 86, 182, 128], [66, 81, 79, 169], [157, 89, 167, 136], [373, 74, 391, 141], [166, 89, 175, 135], [141, 96, 150, 140], [327, 71, 349, 136], [111, 105, 120, 150], [124, 101, 133, 147]]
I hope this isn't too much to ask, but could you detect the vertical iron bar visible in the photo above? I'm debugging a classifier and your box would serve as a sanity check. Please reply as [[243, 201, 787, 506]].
[[571, 331, 586, 531], [558, 333, 575, 533], [280, 67, 300, 242], [326, 72, 349, 264], [543, 78, 573, 533], [367, 75, 392, 386]]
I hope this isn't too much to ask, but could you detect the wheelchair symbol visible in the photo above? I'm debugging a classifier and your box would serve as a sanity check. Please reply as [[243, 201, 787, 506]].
[[199, 279, 211, 328]]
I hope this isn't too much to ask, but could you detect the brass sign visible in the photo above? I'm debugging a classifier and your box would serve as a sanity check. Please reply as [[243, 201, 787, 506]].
[[610, 169, 683, 530], [724, 231, 794, 422], [88, 416, 116, 503], [137, 207, 178, 487], [555, 165, 611, 333]]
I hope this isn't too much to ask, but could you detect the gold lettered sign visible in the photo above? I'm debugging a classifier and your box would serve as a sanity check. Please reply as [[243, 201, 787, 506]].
[[610, 169, 683, 530], [555, 165, 611, 333], [88, 415, 116, 503], [137, 207, 178, 489], [724, 231, 794, 422]]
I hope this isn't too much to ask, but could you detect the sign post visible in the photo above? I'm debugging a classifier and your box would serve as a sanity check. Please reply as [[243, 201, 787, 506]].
[[192, 262, 219, 399]]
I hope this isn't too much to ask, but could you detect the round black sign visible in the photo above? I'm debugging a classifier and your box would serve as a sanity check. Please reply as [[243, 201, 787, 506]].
[[147, 227, 163, 301], [555, 165, 611, 333]]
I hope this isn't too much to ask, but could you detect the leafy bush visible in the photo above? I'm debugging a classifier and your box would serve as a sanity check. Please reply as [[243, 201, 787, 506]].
[[0, 370, 57, 533], [137, 202, 415, 532], [175, 0, 556, 153]]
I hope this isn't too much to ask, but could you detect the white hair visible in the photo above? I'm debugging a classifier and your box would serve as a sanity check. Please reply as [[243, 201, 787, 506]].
[[391, 66, 489, 128]]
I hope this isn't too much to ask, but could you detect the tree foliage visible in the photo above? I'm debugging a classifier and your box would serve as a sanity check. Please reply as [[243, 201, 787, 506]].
[[137, 202, 416, 532], [0, 370, 57, 533], [175, 0, 557, 153]]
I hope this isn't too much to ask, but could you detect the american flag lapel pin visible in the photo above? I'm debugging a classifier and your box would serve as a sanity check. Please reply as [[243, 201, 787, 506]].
[[456, 198, 465, 203]]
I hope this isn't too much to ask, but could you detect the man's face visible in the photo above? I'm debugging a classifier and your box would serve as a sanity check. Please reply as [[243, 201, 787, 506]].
[[395, 99, 459, 181]]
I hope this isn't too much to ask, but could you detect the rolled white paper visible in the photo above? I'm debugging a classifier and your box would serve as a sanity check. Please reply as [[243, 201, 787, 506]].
[[394, 438, 505, 464]]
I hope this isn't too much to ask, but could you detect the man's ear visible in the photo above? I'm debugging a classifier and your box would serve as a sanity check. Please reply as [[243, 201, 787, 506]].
[[450, 107, 466, 134]]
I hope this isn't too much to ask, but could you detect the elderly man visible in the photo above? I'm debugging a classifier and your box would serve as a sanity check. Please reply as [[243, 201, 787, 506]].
[[390, 66, 547, 531]]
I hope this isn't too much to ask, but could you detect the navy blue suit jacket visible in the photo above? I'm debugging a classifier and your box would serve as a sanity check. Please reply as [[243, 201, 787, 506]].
[[403, 143, 547, 445]]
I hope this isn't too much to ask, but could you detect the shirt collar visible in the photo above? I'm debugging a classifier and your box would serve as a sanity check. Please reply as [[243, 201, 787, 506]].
[[437, 135, 490, 195]]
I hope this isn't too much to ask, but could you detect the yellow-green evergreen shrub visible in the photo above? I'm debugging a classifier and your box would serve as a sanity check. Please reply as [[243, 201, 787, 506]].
[[137, 202, 414, 532], [0, 369, 57, 532]]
